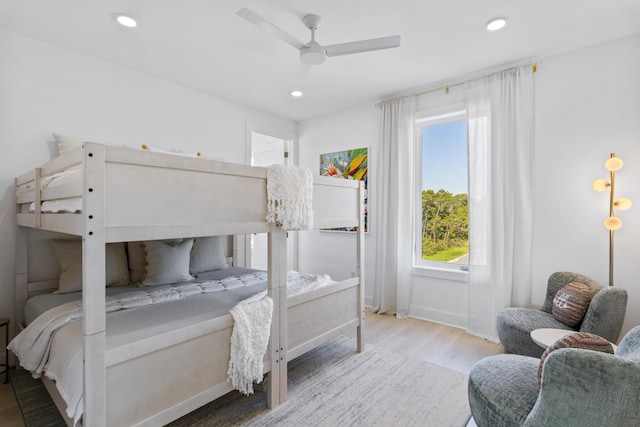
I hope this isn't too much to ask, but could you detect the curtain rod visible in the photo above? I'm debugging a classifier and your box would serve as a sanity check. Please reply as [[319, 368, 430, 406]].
[[415, 63, 538, 97]]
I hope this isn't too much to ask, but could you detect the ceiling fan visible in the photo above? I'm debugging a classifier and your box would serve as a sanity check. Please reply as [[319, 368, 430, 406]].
[[237, 8, 401, 83]]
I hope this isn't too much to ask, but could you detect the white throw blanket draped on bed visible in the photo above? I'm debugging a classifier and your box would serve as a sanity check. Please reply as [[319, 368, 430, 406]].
[[227, 290, 273, 395], [266, 164, 313, 231], [8, 301, 85, 376]]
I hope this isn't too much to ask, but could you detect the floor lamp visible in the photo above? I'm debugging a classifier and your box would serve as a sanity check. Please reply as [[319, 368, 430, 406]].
[[592, 153, 632, 286]]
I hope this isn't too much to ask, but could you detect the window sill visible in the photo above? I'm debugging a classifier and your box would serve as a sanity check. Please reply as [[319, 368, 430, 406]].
[[412, 265, 469, 282]]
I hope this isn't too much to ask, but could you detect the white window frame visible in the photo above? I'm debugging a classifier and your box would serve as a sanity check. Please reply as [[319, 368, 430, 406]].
[[413, 103, 469, 282]]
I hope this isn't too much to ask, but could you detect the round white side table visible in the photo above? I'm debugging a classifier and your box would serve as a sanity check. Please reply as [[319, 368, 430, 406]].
[[531, 328, 617, 352]]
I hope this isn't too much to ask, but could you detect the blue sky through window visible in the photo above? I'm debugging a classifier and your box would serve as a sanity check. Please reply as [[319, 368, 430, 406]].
[[421, 120, 467, 195]]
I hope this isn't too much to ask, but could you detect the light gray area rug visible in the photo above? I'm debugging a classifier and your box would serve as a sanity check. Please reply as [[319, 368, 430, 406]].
[[170, 336, 472, 426]]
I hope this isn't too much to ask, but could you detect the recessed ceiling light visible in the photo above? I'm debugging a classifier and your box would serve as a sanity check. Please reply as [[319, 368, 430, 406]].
[[116, 14, 137, 28], [486, 17, 506, 31], [291, 90, 303, 98]]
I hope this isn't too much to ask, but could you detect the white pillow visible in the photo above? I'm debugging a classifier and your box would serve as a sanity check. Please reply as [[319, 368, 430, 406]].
[[53, 133, 87, 156], [141, 144, 201, 158], [51, 240, 130, 294], [107, 243, 131, 286], [190, 236, 228, 274], [53, 133, 129, 156], [142, 239, 195, 286], [127, 241, 147, 284]]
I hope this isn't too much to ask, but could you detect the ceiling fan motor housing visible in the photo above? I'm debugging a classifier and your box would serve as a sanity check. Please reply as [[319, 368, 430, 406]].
[[301, 41, 326, 65]]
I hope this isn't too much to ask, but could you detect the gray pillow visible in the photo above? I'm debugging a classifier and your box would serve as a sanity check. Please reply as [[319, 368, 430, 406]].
[[127, 238, 184, 284], [142, 239, 194, 286], [190, 236, 228, 274]]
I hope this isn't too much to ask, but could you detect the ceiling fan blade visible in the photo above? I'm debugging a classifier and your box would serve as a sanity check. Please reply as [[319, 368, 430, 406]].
[[288, 62, 311, 86], [237, 8, 306, 50], [324, 35, 401, 57]]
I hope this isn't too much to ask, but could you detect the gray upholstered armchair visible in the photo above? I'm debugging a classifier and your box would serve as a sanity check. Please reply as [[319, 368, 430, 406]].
[[468, 325, 640, 427], [497, 271, 628, 357]]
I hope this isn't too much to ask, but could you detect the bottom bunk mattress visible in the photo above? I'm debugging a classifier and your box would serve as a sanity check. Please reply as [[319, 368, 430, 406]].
[[11, 268, 335, 426], [22, 267, 264, 326]]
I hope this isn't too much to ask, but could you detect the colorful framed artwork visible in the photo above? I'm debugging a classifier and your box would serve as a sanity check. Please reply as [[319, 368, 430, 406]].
[[319, 147, 368, 233]]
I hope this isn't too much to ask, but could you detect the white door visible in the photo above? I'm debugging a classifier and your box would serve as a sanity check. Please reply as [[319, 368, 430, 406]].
[[250, 131, 288, 271]]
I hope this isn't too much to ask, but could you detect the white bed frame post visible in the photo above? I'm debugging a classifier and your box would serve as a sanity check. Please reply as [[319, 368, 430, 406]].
[[14, 226, 28, 370], [15, 227, 28, 330], [267, 224, 288, 408], [82, 143, 107, 427], [34, 168, 42, 228], [356, 181, 365, 353]]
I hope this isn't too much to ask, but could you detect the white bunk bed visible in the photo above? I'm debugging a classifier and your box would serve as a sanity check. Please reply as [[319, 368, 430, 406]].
[[13, 142, 365, 427]]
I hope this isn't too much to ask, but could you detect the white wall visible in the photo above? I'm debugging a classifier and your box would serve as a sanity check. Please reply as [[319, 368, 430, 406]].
[[0, 29, 295, 340], [533, 33, 640, 335], [298, 33, 640, 338]]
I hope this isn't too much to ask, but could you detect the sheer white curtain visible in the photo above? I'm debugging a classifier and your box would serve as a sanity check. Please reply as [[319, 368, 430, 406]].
[[373, 96, 415, 318], [466, 66, 534, 340]]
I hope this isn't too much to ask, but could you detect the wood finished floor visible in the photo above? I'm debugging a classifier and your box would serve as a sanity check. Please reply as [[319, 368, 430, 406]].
[[0, 309, 504, 427], [0, 375, 23, 427]]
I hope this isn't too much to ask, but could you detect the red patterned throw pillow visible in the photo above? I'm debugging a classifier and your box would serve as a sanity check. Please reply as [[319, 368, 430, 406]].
[[538, 332, 614, 385], [551, 282, 593, 327]]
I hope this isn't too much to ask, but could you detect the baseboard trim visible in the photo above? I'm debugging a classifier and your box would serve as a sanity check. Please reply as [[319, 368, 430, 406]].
[[364, 300, 468, 330], [408, 305, 467, 329]]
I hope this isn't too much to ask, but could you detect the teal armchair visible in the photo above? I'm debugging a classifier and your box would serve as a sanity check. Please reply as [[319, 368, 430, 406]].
[[497, 271, 628, 357], [468, 325, 640, 427]]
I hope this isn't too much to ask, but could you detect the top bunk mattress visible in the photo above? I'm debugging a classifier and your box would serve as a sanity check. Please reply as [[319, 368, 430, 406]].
[[17, 167, 82, 213]]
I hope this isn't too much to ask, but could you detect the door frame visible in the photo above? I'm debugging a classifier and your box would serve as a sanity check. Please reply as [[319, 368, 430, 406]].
[[238, 121, 298, 271]]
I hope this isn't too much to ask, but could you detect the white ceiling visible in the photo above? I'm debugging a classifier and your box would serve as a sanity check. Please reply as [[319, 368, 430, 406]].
[[1, 1, 639, 122]]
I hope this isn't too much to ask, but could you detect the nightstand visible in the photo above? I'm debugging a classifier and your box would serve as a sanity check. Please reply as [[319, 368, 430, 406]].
[[0, 317, 8, 383]]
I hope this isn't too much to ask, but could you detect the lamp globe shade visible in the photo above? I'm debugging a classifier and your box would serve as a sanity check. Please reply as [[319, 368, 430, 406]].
[[604, 216, 622, 230], [592, 179, 610, 192], [605, 157, 623, 172], [615, 197, 633, 211]]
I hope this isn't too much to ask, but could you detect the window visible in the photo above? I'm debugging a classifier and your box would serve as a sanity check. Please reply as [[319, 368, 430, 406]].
[[414, 105, 469, 280]]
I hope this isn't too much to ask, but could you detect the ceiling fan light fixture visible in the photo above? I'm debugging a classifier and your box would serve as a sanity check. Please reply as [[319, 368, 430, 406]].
[[486, 17, 506, 31], [291, 90, 303, 98], [116, 14, 137, 28]]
